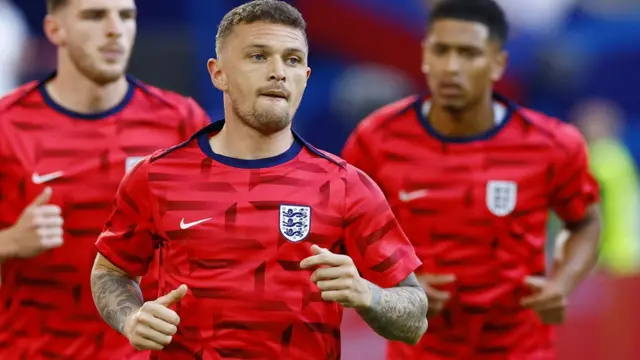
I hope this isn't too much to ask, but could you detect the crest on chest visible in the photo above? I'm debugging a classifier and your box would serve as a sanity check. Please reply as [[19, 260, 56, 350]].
[[279, 205, 311, 242], [486, 180, 518, 216]]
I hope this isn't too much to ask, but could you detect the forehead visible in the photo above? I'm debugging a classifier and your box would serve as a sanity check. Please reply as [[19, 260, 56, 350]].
[[427, 19, 490, 47], [228, 22, 307, 51], [68, 0, 135, 10]]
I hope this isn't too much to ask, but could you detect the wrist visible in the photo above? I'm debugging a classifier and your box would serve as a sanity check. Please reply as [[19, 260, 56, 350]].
[[0, 227, 19, 259], [122, 308, 140, 337], [357, 280, 380, 312], [551, 268, 578, 296]]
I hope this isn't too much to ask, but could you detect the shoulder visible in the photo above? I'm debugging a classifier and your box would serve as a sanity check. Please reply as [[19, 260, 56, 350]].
[[352, 95, 419, 138], [0, 80, 41, 116], [519, 107, 586, 151], [131, 79, 203, 118]]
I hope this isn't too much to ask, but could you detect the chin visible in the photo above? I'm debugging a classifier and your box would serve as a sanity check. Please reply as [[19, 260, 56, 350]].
[[88, 67, 126, 85], [248, 111, 291, 135]]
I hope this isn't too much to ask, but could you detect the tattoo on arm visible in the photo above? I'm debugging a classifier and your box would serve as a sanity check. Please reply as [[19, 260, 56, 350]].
[[357, 273, 428, 345], [90, 267, 144, 335]]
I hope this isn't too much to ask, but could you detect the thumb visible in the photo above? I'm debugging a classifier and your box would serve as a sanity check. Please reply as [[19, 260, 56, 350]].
[[310, 244, 330, 255], [523, 276, 546, 291], [29, 187, 52, 207], [155, 284, 188, 307]]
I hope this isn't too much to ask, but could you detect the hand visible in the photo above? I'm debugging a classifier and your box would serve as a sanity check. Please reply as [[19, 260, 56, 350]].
[[4, 187, 64, 258], [300, 244, 372, 309], [520, 276, 568, 324], [416, 274, 455, 318], [124, 284, 188, 351]]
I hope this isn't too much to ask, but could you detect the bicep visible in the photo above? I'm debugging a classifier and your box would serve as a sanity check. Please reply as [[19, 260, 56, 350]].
[[564, 203, 601, 231], [92, 253, 141, 283], [344, 167, 422, 288], [394, 273, 422, 289]]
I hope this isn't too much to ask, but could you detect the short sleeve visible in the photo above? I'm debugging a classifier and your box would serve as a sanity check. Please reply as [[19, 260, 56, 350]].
[[341, 121, 378, 178], [343, 166, 421, 288], [183, 97, 211, 139], [550, 126, 600, 224], [95, 157, 156, 276]]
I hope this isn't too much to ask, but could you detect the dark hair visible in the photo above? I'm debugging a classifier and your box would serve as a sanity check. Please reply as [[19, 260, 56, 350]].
[[216, 0, 307, 54], [46, 0, 68, 13], [429, 0, 508, 46]]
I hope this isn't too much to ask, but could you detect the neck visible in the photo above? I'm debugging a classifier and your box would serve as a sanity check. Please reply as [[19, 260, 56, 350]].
[[429, 92, 496, 137], [210, 109, 295, 160], [45, 56, 129, 114]]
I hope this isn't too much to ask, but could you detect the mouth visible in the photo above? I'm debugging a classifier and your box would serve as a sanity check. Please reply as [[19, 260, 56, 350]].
[[260, 90, 289, 100], [437, 82, 464, 96], [99, 45, 125, 57]]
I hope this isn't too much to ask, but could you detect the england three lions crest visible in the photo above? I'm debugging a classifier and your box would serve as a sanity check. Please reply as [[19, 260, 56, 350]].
[[486, 180, 517, 217], [279, 205, 311, 242]]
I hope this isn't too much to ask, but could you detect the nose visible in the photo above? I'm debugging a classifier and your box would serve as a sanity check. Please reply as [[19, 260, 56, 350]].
[[105, 12, 123, 38], [444, 53, 461, 74], [268, 57, 286, 82]]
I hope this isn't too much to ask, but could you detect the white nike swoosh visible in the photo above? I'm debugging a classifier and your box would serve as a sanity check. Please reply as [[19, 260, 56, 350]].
[[398, 189, 428, 202], [32, 171, 64, 184], [180, 217, 212, 230]]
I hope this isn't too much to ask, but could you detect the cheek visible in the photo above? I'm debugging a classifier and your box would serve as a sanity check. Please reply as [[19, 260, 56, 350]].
[[126, 26, 137, 44]]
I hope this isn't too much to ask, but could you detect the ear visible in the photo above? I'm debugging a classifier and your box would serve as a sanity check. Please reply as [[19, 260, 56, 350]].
[[43, 14, 65, 47], [207, 58, 228, 92], [420, 40, 429, 75], [305, 66, 311, 80], [491, 49, 508, 82]]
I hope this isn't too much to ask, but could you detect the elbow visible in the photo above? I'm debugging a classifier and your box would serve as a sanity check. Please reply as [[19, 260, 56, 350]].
[[398, 289, 429, 345], [404, 318, 428, 345]]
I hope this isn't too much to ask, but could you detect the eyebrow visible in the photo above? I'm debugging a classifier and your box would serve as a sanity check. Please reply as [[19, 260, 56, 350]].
[[242, 44, 306, 55]]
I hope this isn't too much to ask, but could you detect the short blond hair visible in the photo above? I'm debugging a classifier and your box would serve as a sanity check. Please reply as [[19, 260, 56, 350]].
[[215, 0, 307, 54]]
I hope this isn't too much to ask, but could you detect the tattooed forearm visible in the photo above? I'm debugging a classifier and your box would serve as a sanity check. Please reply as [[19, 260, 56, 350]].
[[90, 267, 144, 335], [357, 274, 428, 345]]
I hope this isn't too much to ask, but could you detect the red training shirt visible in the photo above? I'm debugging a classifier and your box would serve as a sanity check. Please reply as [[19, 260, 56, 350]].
[[342, 93, 600, 359], [0, 73, 210, 360], [96, 120, 421, 360]]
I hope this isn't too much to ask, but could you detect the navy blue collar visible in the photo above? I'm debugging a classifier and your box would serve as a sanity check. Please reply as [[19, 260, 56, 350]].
[[414, 92, 519, 144], [38, 72, 136, 120], [196, 120, 305, 169]]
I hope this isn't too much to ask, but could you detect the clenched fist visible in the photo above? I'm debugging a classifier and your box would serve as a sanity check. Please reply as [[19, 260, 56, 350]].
[[3, 187, 64, 258], [300, 245, 372, 309], [124, 284, 188, 351]]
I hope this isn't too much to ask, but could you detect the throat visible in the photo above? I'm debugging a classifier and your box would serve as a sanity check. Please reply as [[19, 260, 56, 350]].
[[209, 121, 295, 160], [424, 100, 506, 138]]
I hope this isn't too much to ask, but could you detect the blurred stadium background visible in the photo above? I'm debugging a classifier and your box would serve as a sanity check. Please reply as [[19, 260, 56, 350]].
[[3, 0, 639, 358]]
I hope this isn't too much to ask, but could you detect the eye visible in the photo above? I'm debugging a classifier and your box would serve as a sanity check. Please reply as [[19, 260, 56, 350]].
[[252, 54, 266, 61], [287, 57, 301, 65]]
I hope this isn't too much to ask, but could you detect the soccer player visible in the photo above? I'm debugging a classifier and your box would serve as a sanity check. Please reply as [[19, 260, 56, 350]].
[[342, 0, 601, 359], [0, 0, 209, 358], [90, 1, 428, 358]]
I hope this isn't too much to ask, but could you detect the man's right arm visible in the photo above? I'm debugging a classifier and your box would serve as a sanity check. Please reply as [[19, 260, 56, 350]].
[[91, 157, 156, 334], [91, 254, 144, 334]]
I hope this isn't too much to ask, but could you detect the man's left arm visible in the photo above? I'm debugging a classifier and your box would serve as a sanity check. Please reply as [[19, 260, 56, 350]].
[[549, 128, 601, 293], [358, 273, 427, 344], [302, 165, 427, 344], [552, 204, 601, 294], [522, 127, 601, 322]]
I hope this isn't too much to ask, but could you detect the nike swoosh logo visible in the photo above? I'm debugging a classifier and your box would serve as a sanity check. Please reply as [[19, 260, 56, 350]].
[[32, 171, 64, 184], [180, 218, 212, 230], [398, 189, 428, 202]]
